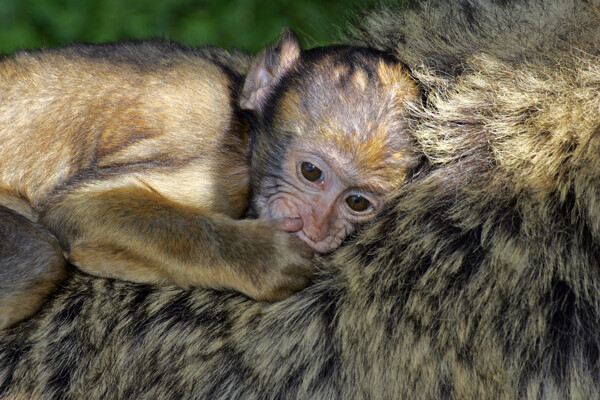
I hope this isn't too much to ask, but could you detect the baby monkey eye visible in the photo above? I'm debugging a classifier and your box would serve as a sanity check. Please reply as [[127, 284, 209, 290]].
[[300, 162, 324, 182], [345, 194, 372, 212]]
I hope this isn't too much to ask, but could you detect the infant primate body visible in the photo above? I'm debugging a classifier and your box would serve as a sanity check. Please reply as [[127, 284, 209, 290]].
[[0, 29, 418, 328]]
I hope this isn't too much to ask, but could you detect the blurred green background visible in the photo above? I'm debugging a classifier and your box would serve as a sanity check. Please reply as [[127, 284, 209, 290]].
[[0, 0, 378, 54]]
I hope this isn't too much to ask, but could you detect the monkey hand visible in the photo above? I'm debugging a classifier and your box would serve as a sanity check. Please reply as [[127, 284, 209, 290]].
[[229, 218, 315, 302]]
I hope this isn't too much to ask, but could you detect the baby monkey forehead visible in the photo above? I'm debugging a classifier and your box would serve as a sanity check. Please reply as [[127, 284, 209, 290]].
[[285, 50, 418, 141], [276, 50, 419, 187], [296, 49, 418, 105]]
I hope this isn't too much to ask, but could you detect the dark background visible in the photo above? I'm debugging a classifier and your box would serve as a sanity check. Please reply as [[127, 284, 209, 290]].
[[0, 0, 382, 54]]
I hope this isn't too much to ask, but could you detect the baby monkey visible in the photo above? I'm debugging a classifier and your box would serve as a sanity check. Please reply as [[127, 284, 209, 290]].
[[0, 29, 419, 329]]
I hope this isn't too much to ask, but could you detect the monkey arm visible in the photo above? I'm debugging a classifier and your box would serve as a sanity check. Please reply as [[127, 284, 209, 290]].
[[40, 183, 313, 301]]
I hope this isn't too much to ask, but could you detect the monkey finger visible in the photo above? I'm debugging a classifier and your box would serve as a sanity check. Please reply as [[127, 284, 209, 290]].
[[274, 217, 303, 233], [291, 264, 316, 279], [284, 252, 316, 278], [272, 277, 313, 301], [284, 275, 312, 292], [253, 273, 312, 302], [287, 235, 314, 260]]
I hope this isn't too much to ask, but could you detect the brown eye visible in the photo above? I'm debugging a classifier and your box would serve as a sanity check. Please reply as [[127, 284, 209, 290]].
[[301, 162, 323, 182], [346, 194, 372, 212]]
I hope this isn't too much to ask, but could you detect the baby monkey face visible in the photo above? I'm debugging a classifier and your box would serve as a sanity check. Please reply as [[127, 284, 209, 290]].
[[258, 61, 418, 252], [266, 140, 387, 253]]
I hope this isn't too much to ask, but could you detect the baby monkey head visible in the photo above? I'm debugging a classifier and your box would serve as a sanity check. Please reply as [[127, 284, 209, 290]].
[[241, 28, 420, 253]]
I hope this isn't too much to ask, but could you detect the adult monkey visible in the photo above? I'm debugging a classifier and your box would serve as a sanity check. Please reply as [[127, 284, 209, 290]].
[[2, 0, 600, 398]]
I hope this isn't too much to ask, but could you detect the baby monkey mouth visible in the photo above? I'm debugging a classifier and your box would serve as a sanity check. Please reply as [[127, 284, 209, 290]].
[[295, 229, 341, 254]]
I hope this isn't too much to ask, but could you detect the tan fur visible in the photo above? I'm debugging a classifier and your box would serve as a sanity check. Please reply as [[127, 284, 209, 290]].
[[0, 52, 246, 210], [0, 190, 37, 222]]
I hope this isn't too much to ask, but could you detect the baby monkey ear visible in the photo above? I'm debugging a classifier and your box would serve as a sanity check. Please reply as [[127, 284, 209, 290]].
[[240, 27, 301, 115]]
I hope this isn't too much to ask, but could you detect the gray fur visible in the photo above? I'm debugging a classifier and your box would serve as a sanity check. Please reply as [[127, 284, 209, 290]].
[[3, 0, 600, 398]]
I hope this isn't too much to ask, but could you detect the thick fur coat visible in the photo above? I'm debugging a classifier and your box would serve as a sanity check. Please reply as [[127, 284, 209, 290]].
[[2, 0, 600, 398]]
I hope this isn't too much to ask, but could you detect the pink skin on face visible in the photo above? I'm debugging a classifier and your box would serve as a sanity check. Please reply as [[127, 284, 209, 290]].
[[267, 170, 361, 253], [271, 198, 349, 253], [259, 144, 383, 253]]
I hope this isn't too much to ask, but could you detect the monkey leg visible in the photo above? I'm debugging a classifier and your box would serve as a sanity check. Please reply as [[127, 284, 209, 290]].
[[41, 185, 314, 301], [0, 206, 68, 330]]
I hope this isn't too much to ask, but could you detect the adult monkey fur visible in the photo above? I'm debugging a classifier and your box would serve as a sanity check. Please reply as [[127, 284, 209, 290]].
[[2, 0, 600, 398], [0, 30, 418, 328]]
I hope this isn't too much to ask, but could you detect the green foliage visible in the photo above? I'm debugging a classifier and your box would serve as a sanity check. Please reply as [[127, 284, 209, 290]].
[[0, 0, 377, 53]]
